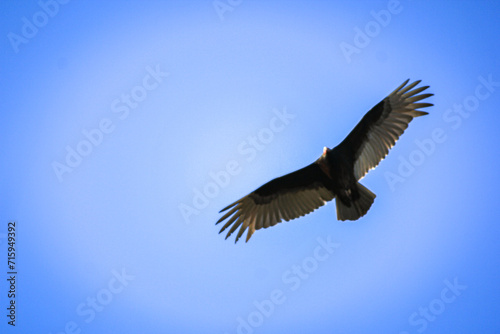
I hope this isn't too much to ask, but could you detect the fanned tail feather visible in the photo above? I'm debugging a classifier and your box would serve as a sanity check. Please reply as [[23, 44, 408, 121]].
[[336, 183, 376, 221]]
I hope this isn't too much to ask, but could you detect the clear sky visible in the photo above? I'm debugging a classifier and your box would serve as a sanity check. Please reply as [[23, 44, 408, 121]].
[[1, 1, 500, 333]]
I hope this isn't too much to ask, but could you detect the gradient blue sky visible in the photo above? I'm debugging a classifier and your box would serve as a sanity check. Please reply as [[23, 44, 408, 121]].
[[1, 1, 500, 333]]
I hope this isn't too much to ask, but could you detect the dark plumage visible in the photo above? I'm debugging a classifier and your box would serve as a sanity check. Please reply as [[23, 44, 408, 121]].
[[217, 79, 433, 243]]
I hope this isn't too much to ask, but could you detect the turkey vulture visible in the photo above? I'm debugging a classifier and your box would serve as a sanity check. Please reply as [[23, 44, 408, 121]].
[[217, 79, 433, 243]]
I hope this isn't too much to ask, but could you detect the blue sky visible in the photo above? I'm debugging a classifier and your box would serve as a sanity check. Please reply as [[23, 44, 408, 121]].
[[1, 1, 500, 333]]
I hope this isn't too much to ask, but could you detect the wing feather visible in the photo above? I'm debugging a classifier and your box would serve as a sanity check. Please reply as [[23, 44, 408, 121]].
[[254, 204, 264, 230], [279, 194, 292, 221], [398, 79, 421, 95], [225, 216, 244, 239], [287, 193, 303, 217], [269, 199, 280, 227]]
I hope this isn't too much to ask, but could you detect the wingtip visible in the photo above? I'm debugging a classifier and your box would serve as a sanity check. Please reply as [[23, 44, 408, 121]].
[[391, 79, 410, 95], [219, 199, 242, 213], [224, 227, 234, 239], [413, 111, 429, 117], [245, 232, 252, 243], [400, 78, 410, 89]]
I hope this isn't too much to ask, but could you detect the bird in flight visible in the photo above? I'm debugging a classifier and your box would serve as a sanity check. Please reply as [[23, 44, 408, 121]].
[[217, 79, 433, 243]]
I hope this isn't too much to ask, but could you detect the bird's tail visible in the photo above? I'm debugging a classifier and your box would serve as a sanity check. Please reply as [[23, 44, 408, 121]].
[[336, 182, 376, 221]]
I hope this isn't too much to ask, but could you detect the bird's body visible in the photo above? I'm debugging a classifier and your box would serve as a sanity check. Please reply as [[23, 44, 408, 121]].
[[217, 79, 433, 243]]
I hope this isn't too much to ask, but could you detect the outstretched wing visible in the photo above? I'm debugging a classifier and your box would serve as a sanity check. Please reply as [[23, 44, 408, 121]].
[[338, 79, 433, 180], [216, 163, 334, 243]]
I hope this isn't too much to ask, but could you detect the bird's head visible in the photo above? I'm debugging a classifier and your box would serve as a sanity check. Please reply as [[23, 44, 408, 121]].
[[322, 146, 330, 157]]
